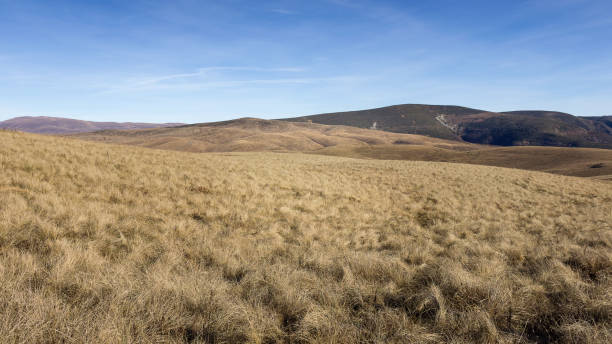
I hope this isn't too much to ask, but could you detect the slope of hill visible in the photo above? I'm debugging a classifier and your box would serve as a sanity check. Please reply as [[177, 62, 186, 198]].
[[281, 104, 612, 148], [281, 104, 481, 140], [459, 111, 612, 147], [72, 117, 472, 152], [316, 145, 612, 179], [0, 116, 182, 134], [71, 118, 612, 179], [1, 130, 610, 343], [583, 115, 612, 134]]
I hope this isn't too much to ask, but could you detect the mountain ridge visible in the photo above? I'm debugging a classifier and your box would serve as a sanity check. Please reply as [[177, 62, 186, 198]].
[[281, 104, 612, 148], [0, 116, 182, 134], [4, 103, 612, 148]]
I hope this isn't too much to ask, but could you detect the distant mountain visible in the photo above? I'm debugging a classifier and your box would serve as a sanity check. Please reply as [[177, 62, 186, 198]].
[[281, 104, 478, 140], [0, 116, 183, 134], [5, 105, 612, 148], [281, 104, 612, 149]]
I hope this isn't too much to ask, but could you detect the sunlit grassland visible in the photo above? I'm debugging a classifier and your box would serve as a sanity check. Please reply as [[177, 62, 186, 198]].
[[1, 130, 611, 343]]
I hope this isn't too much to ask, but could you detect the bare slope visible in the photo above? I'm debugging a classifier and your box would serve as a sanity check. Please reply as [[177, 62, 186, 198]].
[[0, 116, 182, 134], [1, 130, 611, 343], [72, 117, 471, 152]]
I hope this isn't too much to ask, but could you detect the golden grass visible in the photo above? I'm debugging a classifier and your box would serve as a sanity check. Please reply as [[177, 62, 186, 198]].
[[1, 130, 611, 343]]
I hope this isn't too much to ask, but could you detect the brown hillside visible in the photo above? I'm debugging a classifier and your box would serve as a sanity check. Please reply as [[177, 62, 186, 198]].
[[72, 117, 472, 152], [71, 118, 612, 179], [281, 104, 612, 148]]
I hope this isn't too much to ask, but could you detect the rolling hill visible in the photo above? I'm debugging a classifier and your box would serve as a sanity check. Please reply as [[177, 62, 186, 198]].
[[281, 104, 612, 148], [71, 117, 472, 152], [0, 116, 182, 134], [1, 129, 610, 343], [71, 117, 612, 179], [281, 104, 477, 140], [7, 104, 612, 148]]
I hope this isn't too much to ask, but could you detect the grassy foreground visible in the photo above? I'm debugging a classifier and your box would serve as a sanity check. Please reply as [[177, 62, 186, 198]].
[[1, 130, 611, 343]]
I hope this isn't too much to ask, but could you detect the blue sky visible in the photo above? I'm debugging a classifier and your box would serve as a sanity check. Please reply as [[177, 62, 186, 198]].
[[1, 0, 611, 122]]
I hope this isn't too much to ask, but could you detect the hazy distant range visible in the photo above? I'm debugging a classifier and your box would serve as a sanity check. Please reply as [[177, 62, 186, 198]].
[[0, 116, 183, 134], [2, 104, 612, 148]]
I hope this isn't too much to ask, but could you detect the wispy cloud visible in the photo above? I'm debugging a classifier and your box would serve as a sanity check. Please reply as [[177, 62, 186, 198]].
[[270, 9, 296, 15], [327, 0, 424, 28], [98, 67, 361, 94], [328, 0, 360, 8], [501, 16, 612, 47], [130, 66, 305, 87]]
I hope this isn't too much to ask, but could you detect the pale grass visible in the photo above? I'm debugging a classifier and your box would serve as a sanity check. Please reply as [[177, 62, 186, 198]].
[[0, 130, 611, 343]]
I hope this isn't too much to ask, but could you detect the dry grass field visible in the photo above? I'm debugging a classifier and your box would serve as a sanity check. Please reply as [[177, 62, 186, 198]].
[[1, 130, 611, 343]]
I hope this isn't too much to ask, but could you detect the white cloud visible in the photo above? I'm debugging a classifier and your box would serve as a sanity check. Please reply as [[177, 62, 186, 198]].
[[270, 9, 296, 15], [328, 0, 360, 8], [97, 67, 362, 94], [113, 66, 304, 89]]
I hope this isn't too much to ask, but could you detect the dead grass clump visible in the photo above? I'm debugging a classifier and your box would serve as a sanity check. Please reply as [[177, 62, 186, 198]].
[[563, 247, 611, 282], [7, 220, 53, 255]]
